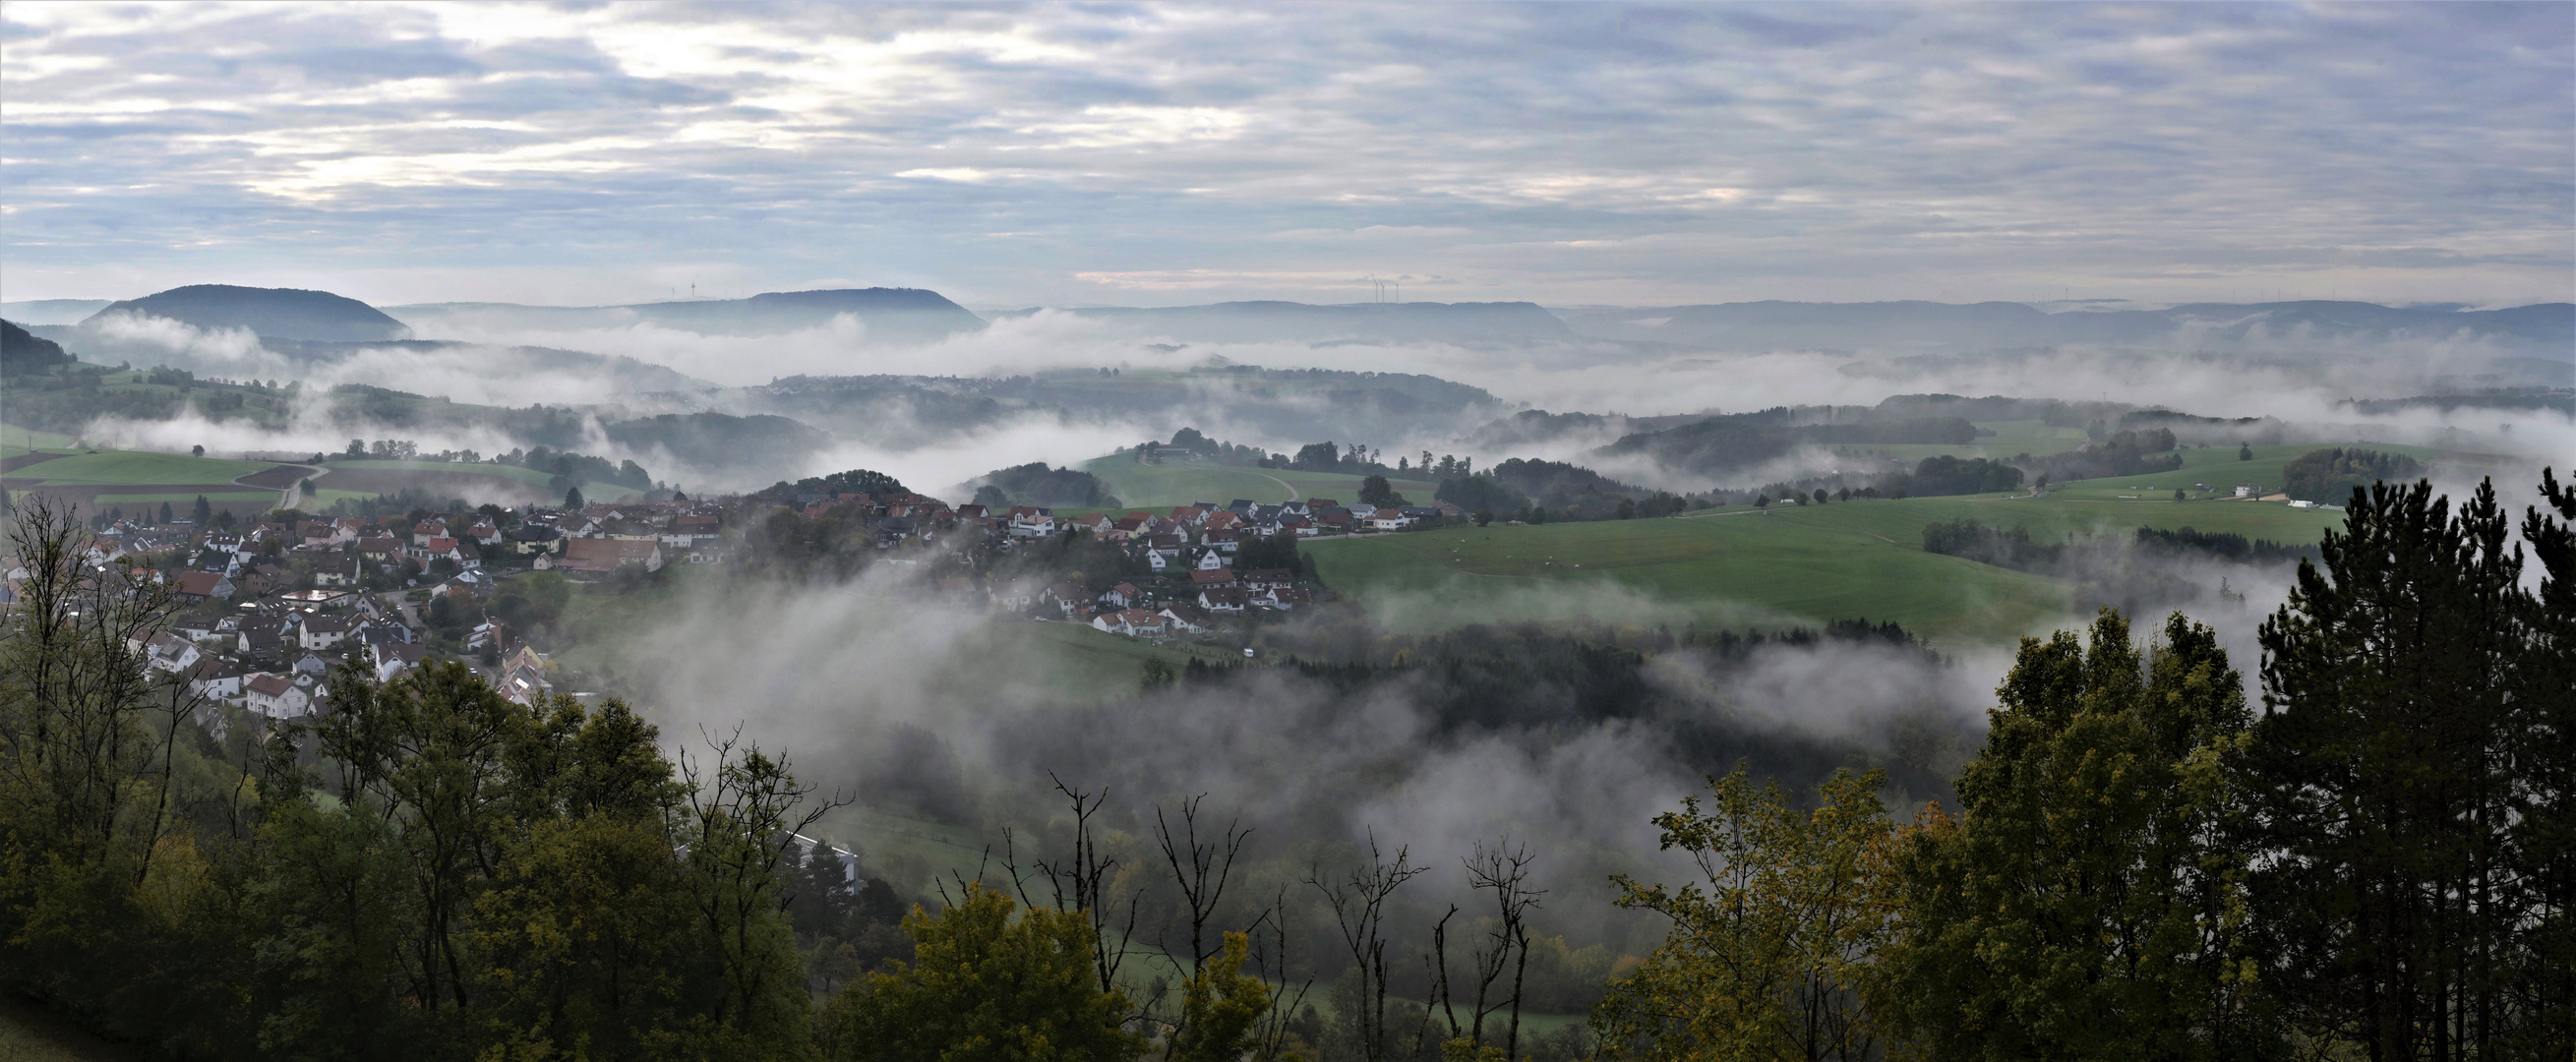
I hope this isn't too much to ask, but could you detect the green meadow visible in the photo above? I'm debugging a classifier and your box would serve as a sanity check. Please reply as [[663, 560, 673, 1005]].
[[1304, 490, 2359, 645], [2041, 441, 2457, 502], [327, 458, 561, 487], [0, 448, 277, 486], [1830, 418, 2093, 462]]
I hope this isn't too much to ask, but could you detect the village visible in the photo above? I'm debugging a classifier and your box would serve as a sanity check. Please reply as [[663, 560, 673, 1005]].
[[19, 476, 1459, 731]]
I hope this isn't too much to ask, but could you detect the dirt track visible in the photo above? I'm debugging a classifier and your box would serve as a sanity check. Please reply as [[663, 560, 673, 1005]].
[[235, 464, 317, 489]]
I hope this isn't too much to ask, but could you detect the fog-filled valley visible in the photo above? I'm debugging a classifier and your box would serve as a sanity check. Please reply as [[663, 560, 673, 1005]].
[[5, 3, 2571, 1058]]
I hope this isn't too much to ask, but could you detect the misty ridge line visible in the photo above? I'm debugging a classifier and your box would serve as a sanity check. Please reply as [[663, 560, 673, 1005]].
[[7, 290, 2569, 503]]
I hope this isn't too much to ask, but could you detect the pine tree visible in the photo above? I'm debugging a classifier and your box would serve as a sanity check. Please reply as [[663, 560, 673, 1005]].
[[2248, 477, 2529, 1057], [2510, 470, 2576, 1056]]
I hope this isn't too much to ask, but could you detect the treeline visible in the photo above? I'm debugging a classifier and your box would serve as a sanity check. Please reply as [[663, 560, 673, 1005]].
[[974, 462, 1121, 508], [2133, 524, 2309, 563], [1592, 413, 1983, 478], [2022, 426, 2184, 484], [1131, 426, 1276, 467], [1597, 474, 2574, 1058], [1438, 458, 1690, 522], [762, 467, 909, 501], [2284, 446, 2423, 503]]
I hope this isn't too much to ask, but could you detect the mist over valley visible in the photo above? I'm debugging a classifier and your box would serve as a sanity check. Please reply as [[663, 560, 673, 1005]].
[[3, 4, 2569, 1058]]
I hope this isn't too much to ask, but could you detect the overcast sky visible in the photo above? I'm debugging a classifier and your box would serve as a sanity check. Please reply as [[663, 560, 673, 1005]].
[[3, 2, 2568, 310]]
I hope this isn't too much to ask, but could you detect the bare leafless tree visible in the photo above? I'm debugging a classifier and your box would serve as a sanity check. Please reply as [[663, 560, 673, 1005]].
[[1305, 831, 1422, 1062], [1245, 887, 1317, 1061], [1016, 773, 1143, 999], [1154, 793, 1252, 975], [1467, 839, 1544, 1060]]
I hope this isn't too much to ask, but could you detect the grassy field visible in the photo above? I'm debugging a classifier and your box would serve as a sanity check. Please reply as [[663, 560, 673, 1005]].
[[0, 448, 277, 486], [1081, 454, 1440, 509], [0, 424, 81, 455], [2042, 441, 2455, 502], [1835, 418, 2094, 462], [86, 491, 278, 507], [328, 458, 562, 487], [1306, 488, 2360, 645]]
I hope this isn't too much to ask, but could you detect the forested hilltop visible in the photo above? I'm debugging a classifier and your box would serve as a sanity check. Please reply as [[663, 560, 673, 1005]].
[[1, 468, 2570, 1059]]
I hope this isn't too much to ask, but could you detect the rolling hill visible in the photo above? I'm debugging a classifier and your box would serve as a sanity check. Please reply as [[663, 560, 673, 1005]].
[[80, 284, 410, 342], [388, 287, 988, 345]]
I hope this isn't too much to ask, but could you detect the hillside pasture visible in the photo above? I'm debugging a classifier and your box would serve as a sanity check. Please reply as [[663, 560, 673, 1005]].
[[2040, 442, 2454, 502], [0, 449, 278, 486], [0, 445, 298, 517], [1827, 418, 2093, 462], [1306, 490, 2356, 645], [316, 460, 641, 505], [1307, 507, 2077, 644]]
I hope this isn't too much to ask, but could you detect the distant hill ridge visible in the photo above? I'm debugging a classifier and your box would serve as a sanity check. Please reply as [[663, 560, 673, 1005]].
[[1003, 300, 1571, 343], [1554, 299, 2576, 355], [387, 287, 988, 344], [81, 283, 410, 342]]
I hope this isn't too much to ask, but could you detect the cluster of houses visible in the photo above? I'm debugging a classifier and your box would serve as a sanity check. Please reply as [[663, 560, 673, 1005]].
[[777, 485, 1463, 555], [759, 491, 1460, 640], [1052, 565, 1311, 638], [19, 501, 736, 728], [121, 588, 556, 729], [1034, 497, 1464, 544]]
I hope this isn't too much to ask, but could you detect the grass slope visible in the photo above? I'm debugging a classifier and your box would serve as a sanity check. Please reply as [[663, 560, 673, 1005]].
[[2042, 442, 2453, 502], [1306, 489, 2359, 645], [328, 458, 563, 486], [1832, 418, 2093, 462], [0, 424, 80, 456], [1, 449, 276, 486]]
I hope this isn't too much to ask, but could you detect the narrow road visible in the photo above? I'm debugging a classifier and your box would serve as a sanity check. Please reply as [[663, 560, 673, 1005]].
[[1251, 471, 1300, 503]]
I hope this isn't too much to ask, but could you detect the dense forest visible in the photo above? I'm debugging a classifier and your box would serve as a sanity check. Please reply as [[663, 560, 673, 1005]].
[[2, 470, 2569, 1060]]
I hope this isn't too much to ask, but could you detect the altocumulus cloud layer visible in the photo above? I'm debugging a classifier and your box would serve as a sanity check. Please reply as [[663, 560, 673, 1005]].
[[2, 3, 2567, 309]]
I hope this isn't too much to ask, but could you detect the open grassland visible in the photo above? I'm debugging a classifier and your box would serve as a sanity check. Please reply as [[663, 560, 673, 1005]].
[[329, 458, 560, 486], [0, 443, 295, 516], [87, 491, 276, 507], [2043, 442, 2457, 502], [0, 449, 277, 486], [1833, 418, 2094, 462], [317, 460, 641, 504], [1308, 509, 2074, 644], [0, 424, 81, 456], [1081, 454, 1438, 509], [1307, 490, 2358, 645]]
